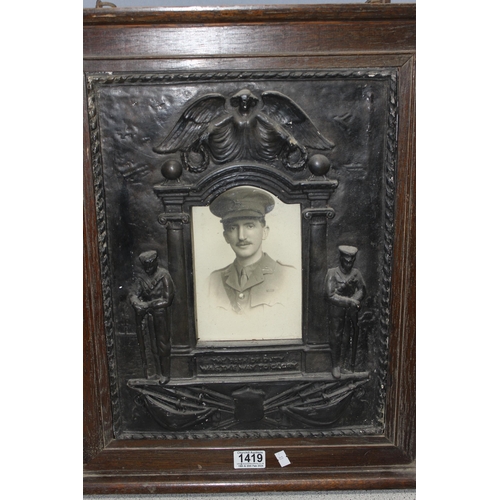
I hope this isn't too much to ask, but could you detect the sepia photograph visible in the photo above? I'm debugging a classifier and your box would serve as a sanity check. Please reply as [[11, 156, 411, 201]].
[[192, 186, 303, 342]]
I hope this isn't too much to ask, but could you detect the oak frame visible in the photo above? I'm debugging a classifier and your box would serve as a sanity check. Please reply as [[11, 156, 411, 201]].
[[83, 4, 415, 494]]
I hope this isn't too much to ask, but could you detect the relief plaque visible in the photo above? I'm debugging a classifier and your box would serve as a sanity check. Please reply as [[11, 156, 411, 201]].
[[87, 72, 396, 437]]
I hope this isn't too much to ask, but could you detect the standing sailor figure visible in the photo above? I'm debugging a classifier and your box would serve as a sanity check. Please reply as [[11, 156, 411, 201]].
[[325, 245, 366, 378], [129, 250, 175, 384]]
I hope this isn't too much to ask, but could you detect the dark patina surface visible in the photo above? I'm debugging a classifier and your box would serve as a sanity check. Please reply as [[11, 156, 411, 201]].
[[88, 70, 396, 438]]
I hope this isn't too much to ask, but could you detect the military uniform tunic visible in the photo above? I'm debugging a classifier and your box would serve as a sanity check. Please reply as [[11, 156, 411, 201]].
[[324, 266, 365, 315], [209, 253, 294, 313]]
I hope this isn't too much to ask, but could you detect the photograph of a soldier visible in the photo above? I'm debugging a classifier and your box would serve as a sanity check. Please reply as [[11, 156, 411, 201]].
[[324, 245, 366, 378], [192, 186, 302, 342]]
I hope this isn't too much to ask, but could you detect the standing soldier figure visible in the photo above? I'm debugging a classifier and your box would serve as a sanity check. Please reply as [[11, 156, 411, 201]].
[[129, 250, 175, 384], [325, 245, 366, 379]]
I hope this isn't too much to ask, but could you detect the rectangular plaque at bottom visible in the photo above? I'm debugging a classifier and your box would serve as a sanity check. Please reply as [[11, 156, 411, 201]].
[[234, 450, 266, 469], [197, 351, 301, 376]]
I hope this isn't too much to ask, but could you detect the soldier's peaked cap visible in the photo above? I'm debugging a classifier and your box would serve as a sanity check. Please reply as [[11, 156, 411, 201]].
[[210, 187, 275, 222], [139, 250, 158, 262], [338, 245, 358, 256]]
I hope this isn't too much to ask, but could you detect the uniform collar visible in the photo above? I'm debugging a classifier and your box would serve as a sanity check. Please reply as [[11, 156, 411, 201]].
[[138, 268, 167, 289], [334, 266, 356, 282], [223, 253, 276, 291]]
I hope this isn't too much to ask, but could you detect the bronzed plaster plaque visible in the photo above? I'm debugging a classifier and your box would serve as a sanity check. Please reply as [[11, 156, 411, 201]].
[[87, 70, 397, 439]]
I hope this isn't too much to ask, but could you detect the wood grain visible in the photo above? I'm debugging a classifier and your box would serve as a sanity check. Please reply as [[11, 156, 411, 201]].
[[83, 4, 415, 493], [83, 4, 416, 26], [83, 76, 114, 463]]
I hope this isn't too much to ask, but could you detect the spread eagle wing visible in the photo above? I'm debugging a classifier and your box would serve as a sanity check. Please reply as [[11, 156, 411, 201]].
[[261, 91, 334, 150], [153, 94, 227, 153]]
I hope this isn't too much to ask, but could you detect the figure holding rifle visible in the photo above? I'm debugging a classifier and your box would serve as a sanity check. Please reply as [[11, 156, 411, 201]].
[[129, 250, 175, 384], [325, 245, 366, 379]]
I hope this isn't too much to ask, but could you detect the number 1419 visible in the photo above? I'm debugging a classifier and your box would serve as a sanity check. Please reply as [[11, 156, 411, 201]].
[[233, 450, 266, 468]]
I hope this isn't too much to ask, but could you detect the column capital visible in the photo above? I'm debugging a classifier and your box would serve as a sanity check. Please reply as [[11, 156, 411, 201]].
[[158, 212, 190, 229], [302, 207, 335, 224]]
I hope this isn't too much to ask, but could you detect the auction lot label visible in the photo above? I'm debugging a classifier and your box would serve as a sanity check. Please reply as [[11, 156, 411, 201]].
[[233, 450, 266, 469]]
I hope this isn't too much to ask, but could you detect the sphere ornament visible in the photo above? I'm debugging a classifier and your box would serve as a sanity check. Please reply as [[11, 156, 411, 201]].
[[308, 154, 331, 176], [161, 159, 183, 180]]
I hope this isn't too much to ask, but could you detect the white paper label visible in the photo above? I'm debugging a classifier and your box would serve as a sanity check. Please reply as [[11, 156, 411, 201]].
[[233, 450, 266, 469], [274, 450, 291, 467]]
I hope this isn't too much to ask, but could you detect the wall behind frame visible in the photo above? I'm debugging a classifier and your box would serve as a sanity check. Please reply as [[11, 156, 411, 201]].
[[83, 0, 415, 7]]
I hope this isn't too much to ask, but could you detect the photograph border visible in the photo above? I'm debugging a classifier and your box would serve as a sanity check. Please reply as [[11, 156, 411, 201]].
[[191, 191, 304, 343]]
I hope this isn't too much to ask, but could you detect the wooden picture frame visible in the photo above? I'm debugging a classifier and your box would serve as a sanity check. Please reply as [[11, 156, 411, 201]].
[[84, 4, 415, 494]]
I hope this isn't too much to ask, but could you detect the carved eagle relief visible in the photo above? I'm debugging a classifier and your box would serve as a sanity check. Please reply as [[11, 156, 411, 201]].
[[154, 89, 334, 172]]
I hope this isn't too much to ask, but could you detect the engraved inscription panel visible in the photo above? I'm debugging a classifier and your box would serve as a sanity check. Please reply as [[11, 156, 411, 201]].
[[196, 352, 301, 375]]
